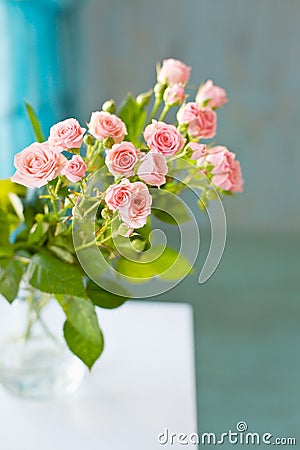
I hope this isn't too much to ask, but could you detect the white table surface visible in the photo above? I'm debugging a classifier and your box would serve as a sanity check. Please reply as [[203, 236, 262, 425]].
[[0, 300, 197, 450]]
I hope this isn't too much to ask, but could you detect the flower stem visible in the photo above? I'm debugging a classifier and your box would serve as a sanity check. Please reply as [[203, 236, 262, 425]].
[[88, 141, 104, 170], [167, 147, 188, 163], [99, 233, 113, 245], [47, 185, 58, 214], [149, 97, 162, 122], [158, 104, 170, 121], [54, 176, 62, 196], [75, 217, 114, 251]]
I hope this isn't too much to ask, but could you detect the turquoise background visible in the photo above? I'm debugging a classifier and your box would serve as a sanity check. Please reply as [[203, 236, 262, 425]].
[[0, 0, 299, 446]]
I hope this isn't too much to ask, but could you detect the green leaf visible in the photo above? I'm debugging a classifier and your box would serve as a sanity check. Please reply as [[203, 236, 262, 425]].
[[56, 294, 104, 369], [22, 189, 45, 229], [27, 251, 86, 297], [0, 208, 14, 258], [8, 193, 24, 222], [28, 222, 49, 245], [25, 102, 45, 143], [0, 209, 11, 248], [116, 245, 193, 282], [86, 279, 128, 309], [64, 320, 104, 370], [0, 256, 26, 303], [0, 179, 26, 212], [48, 245, 75, 264], [154, 246, 194, 281], [118, 95, 147, 145], [151, 189, 191, 225], [116, 255, 156, 283], [57, 295, 101, 343]]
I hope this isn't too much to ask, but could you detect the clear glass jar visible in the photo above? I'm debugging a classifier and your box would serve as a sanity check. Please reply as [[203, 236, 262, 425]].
[[0, 279, 85, 399]]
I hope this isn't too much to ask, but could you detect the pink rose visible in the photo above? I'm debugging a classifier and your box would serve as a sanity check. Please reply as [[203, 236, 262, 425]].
[[11, 142, 66, 189], [212, 160, 243, 192], [230, 160, 243, 192], [119, 181, 152, 229], [196, 80, 228, 109], [188, 108, 217, 139], [105, 142, 141, 177], [177, 102, 200, 124], [206, 145, 228, 155], [144, 120, 186, 157], [190, 143, 207, 166], [137, 151, 168, 187], [206, 146, 243, 192], [163, 83, 185, 106], [105, 179, 132, 212], [48, 118, 86, 152], [88, 111, 127, 143], [60, 155, 87, 183], [177, 103, 217, 139], [158, 58, 191, 85], [207, 148, 235, 174]]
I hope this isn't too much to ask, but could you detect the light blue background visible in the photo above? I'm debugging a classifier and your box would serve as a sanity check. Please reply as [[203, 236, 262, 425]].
[[0, 0, 76, 177]]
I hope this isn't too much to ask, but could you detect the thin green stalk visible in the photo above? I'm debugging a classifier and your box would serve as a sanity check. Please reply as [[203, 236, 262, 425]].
[[54, 176, 62, 196], [75, 240, 95, 252], [47, 185, 57, 214], [37, 316, 61, 344], [158, 104, 170, 121], [88, 140, 104, 170], [75, 217, 114, 251], [24, 315, 34, 341], [167, 147, 188, 163], [99, 233, 113, 245], [149, 97, 162, 122]]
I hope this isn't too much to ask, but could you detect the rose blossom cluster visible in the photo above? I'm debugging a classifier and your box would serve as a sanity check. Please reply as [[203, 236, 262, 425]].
[[190, 143, 243, 192], [158, 58, 190, 107], [11, 118, 87, 188], [103, 120, 186, 228], [11, 58, 243, 235], [105, 180, 152, 229]]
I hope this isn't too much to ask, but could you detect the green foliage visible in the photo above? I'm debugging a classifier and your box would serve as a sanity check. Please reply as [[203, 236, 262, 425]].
[[0, 208, 15, 260], [22, 189, 45, 229], [118, 95, 147, 146], [57, 295, 104, 369], [25, 102, 45, 143], [0, 179, 26, 211], [87, 279, 128, 309], [151, 189, 192, 225], [63, 321, 103, 370], [116, 245, 193, 282], [0, 255, 26, 303], [27, 251, 86, 297], [27, 222, 49, 246], [48, 245, 75, 264], [0, 181, 27, 235]]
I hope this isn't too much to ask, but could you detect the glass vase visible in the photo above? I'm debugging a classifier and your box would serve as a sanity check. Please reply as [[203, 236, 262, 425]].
[[0, 279, 85, 399]]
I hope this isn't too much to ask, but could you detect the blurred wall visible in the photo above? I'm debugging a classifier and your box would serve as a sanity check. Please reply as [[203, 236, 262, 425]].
[[0, 0, 80, 178], [72, 0, 300, 234]]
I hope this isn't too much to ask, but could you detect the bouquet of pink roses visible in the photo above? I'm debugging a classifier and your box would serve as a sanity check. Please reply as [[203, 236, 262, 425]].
[[0, 58, 243, 368]]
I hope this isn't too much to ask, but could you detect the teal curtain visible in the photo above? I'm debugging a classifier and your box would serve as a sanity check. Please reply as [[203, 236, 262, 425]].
[[0, 0, 79, 178]]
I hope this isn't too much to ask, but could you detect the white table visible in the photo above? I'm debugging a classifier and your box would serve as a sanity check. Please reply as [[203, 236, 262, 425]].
[[0, 300, 197, 449]]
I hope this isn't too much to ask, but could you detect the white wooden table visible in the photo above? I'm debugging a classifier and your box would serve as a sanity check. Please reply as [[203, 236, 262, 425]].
[[0, 300, 197, 450]]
